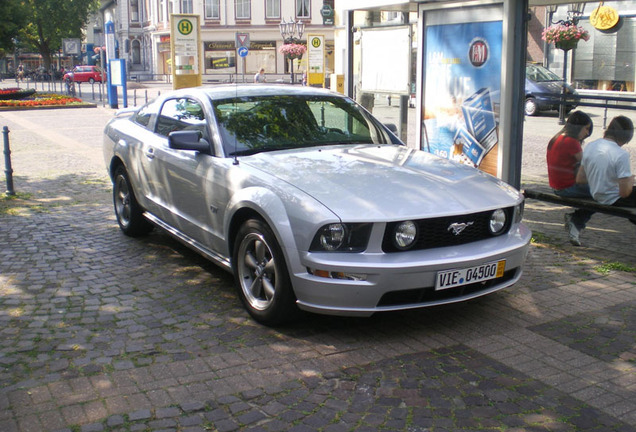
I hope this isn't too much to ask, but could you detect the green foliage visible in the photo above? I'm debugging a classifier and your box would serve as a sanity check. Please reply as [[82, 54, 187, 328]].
[[0, 0, 29, 52], [16, 0, 100, 67], [595, 261, 636, 275]]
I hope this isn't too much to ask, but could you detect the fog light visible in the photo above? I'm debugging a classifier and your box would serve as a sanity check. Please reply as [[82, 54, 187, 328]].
[[489, 209, 506, 234], [394, 220, 417, 250]]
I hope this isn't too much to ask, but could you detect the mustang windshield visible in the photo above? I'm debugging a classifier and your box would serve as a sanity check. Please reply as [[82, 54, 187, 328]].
[[213, 95, 389, 156]]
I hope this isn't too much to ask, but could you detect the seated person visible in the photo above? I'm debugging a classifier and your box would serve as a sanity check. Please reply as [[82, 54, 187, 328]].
[[546, 111, 594, 246], [577, 115, 636, 207]]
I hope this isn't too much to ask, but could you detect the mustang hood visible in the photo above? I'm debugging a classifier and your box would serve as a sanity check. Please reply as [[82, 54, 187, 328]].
[[243, 145, 521, 221]]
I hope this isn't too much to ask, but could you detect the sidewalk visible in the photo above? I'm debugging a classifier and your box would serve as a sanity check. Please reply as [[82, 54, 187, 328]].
[[0, 96, 634, 432]]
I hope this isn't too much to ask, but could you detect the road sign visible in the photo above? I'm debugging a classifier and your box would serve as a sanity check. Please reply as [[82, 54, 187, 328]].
[[62, 38, 81, 56], [238, 46, 249, 57], [236, 33, 250, 49]]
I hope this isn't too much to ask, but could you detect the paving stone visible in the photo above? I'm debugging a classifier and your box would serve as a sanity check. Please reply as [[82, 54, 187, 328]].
[[1, 104, 636, 432]]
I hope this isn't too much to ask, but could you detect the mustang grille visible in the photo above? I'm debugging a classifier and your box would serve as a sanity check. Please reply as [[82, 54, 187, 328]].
[[382, 208, 514, 252]]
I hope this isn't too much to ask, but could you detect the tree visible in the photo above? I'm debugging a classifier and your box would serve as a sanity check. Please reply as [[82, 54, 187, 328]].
[[0, 0, 28, 53], [19, 0, 99, 69]]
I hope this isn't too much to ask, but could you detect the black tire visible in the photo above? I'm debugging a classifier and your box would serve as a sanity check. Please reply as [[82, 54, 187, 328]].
[[232, 219, 297, 326], [112, 165, 153, 237], [524, 98, 538, 116], [88, 78, 95, 84]]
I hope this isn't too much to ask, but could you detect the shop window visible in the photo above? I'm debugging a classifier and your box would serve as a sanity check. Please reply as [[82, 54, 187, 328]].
[[296, 0, 310, 19], [236, 0, 250, 20], [205, 0, 220, 19], [266, 0, 280, 19]]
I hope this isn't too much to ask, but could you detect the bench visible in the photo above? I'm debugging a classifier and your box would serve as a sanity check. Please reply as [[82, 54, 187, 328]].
[[523, 188, 636, 220]]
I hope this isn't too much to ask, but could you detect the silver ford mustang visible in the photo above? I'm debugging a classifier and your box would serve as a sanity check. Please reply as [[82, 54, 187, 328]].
[[103, 84, 531, 325]]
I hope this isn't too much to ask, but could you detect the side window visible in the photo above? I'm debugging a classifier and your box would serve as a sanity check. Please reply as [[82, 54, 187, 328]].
[[156, 98, 207, 138], [133, 102, 155, 129]]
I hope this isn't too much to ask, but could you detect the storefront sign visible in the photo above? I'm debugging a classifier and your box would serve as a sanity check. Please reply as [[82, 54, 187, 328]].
[[321, 4, 334, 25], [590, 4, 619, 31]]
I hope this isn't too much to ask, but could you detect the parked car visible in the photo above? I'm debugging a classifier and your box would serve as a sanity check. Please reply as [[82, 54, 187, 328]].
[[103, 85, 531, 325], [525, 63, 578, 116], [63, 65, 106, 84]]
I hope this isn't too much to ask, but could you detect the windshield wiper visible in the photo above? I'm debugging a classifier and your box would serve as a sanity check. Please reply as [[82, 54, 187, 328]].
[[228, 145, 302, 157], [228, 148, 264, 157]]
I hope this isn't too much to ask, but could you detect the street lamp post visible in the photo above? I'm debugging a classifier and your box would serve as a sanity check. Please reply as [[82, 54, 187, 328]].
[[279, 18, 305, 83], [549, 4, 585, 125]]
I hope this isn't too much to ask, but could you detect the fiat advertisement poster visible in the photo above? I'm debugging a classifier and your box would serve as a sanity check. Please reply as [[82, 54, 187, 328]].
[[421, 21, 502, 176]]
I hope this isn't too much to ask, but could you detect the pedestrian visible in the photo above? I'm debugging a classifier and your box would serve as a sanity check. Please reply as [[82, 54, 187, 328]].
[[254, 68, 266, 83], [546, 110, 594, 245], [65, 76, 76, 97], [17, 63, 24, 82], [576, 115, 636, 213]]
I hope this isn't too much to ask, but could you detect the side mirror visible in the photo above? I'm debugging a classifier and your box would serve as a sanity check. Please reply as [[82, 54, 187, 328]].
[[168, 130, 210, 153]]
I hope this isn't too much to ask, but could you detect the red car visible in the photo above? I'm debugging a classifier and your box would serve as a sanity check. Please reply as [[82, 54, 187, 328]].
[[63, 65, 106, 84]]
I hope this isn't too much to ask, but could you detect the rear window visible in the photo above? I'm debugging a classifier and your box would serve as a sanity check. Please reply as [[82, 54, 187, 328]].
[[132, 102, 157, 129]]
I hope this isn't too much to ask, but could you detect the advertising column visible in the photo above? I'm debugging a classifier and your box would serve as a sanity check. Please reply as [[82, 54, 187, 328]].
[[421, 11, 502, 177], [170, 14, 202, 90]]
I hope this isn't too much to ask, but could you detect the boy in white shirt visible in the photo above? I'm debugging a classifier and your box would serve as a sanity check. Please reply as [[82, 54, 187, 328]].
[[577, 115, 636, 209]]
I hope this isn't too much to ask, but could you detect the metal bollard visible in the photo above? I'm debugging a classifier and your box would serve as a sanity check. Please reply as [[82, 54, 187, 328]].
[[3, 126, 15, 196]]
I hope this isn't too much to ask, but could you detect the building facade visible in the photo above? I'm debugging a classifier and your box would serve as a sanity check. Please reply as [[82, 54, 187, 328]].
[[97, 0, 336, 82]]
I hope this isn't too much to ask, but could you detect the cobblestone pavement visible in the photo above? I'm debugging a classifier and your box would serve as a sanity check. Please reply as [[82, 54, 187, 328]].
[[0, 90, 635, 432]]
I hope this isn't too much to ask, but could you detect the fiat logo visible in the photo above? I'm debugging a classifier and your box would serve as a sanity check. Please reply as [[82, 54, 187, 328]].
[[469, 38, 489, 68]]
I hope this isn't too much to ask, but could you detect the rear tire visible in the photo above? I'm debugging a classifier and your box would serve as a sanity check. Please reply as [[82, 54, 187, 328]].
[[232, 219, 297, 326], [112, 165, 153, 237]]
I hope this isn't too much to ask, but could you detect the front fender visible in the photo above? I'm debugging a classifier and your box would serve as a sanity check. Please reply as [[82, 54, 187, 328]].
[[224, 186, 335, 275]]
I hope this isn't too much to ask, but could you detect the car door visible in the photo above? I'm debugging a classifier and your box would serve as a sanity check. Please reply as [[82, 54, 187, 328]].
[[114, 100, 165, 217], [152, 97, 229, 249]]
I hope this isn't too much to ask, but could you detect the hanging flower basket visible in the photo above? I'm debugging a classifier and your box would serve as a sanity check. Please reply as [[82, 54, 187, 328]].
[[555, 39, 579, 51], [542, 24, 590, 51], [279, 43, 306, 60]]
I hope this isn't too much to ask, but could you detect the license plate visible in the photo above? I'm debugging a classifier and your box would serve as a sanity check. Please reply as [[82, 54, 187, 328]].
[[435, 260, 506, 291]]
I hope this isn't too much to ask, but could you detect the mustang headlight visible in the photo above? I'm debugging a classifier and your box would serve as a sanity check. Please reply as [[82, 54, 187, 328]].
[[394, 220, 418, 250], [310, 223, 372, 252], [489, 209, 507, 234]]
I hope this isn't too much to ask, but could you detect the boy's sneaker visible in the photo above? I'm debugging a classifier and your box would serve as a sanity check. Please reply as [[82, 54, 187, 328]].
[[564, 213, 581, 246]]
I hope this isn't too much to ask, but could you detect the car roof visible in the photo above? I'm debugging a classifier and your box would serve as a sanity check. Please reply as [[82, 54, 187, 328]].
[[163, 84, 344, 101]]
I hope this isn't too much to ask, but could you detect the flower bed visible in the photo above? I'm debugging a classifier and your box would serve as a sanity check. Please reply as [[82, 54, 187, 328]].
[[0, 88, 37, 100], [0, 89, 83, 108]]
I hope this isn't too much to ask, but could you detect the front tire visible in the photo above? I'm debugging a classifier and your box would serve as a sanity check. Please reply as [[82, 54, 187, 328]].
[[525, 98, 539, 116], [112, 165, 153, 237], [232, 219, 297, 326]]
